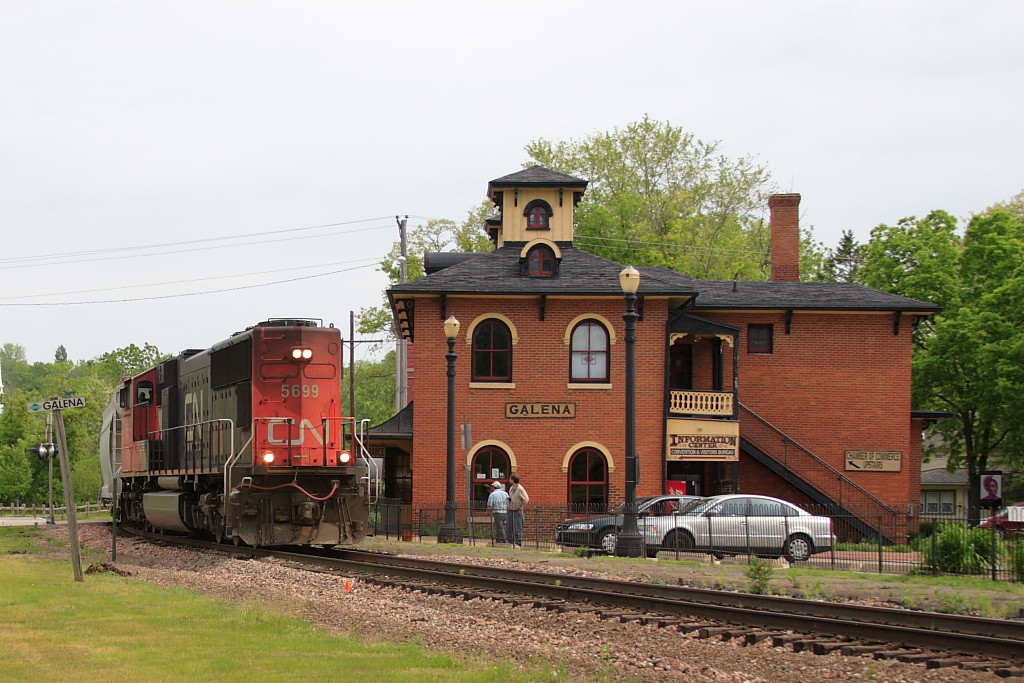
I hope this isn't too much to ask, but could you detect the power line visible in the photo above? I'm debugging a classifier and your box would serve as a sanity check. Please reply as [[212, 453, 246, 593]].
[[0, 262, 380, 307], [0, 222, 394, 271], [0, 216, 395, 266], [0, 257, 382, 301]]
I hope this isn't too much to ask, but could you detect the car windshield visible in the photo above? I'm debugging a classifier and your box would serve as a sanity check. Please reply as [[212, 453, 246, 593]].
[[679, 498, 722, 515]]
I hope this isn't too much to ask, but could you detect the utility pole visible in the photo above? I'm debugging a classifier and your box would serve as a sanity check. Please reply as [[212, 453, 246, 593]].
[[53, 407, 84, 582], [395, 215, 409, 413]]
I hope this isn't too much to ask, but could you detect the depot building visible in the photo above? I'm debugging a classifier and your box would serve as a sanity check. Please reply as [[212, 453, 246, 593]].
[[369, 166, 941, 532]]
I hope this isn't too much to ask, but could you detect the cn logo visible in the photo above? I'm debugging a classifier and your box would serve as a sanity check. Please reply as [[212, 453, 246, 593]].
[[267, 419, 330, 446]]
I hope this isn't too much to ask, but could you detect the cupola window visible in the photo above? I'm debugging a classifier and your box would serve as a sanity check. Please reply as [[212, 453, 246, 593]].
[[523, 199, 553, 231]]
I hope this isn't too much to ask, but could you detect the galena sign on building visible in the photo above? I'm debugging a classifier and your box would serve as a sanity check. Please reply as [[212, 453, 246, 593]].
[[666, 419, 740, 461]]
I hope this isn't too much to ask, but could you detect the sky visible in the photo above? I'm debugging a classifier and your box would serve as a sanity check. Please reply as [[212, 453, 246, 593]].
[[1, 1, 1021, 366]]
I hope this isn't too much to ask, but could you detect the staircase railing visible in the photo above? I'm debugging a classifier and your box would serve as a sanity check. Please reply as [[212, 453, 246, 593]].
[[739, 403, 897, 520]]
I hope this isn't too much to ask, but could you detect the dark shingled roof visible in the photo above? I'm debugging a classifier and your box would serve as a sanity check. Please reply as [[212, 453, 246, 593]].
[[390, 244, 940, 313], [390, 244, 700, 297], [690, 280, 941, 313], [921, 468, 969, 486], [488, 165, 588, 191]]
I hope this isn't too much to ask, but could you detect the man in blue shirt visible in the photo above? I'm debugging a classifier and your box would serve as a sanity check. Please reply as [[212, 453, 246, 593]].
[[486, 481, 509, 545]]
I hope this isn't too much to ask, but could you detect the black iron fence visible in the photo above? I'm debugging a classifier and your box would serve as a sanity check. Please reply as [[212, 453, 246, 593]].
[[368, 500, 1024, 582]]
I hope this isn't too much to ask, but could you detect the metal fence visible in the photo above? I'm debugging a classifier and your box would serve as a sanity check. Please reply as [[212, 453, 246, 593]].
[[369, 500, 1024, 582]]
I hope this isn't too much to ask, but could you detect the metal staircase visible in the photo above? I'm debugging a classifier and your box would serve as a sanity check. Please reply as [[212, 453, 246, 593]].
[[739, 403, 899, 543]]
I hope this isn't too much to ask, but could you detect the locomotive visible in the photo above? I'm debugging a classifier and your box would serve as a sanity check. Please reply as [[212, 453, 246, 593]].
[[100, 319, 371, 547]]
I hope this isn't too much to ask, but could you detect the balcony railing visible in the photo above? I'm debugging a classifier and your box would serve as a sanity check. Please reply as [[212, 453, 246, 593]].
[[669, 390, 734, 416]]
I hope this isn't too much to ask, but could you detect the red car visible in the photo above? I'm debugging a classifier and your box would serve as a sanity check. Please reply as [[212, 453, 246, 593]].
[[980, 503, 1024, 538]]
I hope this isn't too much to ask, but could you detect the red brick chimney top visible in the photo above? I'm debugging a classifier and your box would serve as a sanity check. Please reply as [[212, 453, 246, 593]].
[[768, 193, 801, 282]]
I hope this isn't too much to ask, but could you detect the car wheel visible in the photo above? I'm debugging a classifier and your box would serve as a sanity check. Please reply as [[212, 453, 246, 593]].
[[785, 534, 813, 562], [645, 546, 660, 558], [663, 529, 694, 552], [599, 530, 617, 556]]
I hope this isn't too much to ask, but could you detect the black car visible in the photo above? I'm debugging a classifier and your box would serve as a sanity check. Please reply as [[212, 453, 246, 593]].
[[555, 495, 703, 555]]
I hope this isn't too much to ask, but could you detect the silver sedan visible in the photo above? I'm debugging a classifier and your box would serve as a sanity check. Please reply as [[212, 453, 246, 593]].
[[642, 494, 834, 562]]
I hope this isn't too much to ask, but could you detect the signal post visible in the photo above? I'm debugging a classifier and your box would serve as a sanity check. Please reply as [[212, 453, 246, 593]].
[[28, 396, 87, 582]]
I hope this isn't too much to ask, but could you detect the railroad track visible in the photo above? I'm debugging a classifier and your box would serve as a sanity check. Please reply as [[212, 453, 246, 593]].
[[126, 530, 1024, 675]]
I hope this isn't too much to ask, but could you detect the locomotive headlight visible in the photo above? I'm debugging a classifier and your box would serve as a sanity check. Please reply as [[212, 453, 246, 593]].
[[339, 450, 352, 464], [291, 349, 302, 359], [262, 451, 276, 464], [302, 348, 312, 359]]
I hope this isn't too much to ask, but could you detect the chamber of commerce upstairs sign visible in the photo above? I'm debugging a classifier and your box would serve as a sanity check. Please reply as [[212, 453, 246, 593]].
[[845, 450, 902, 472]]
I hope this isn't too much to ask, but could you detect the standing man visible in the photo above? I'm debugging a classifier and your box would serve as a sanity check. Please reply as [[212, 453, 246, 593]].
[[486, 481, 509, 545], [507, 474, 529, 548]]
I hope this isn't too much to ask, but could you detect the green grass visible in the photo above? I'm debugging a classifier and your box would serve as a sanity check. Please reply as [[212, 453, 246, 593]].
[[0, 529, 549, 683]]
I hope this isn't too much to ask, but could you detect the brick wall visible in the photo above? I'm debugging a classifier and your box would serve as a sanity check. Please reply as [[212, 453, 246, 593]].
[[708, 310, 917, 511], [410, 296, 670, 507]]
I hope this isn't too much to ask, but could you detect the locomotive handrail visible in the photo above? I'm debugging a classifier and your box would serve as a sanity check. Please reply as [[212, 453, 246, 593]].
[[319, 416, 378, 506], [358, 418, 380, 505], [151, 418, 235, 474]]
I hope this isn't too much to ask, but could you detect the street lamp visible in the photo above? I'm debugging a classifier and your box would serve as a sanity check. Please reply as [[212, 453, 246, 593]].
[[438, 315, 464, 544], [616, 265, 643, 557]]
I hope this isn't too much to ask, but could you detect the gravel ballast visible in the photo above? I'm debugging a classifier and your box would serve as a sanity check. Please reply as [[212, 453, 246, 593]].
[[36, 525, 1015, 683]]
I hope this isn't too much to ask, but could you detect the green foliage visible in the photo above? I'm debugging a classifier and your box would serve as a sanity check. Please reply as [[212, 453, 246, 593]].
[[1010, 541, 1024, 582], [525, 115, 798, 280], [343, 351, 398, 428], [0, 342, 168, 504], [745, 555, 774, 595], [814, 230, 866, 283], [918, 523, 1001, 575], [360, 202, 495, 340], [860, 205, 1024, 511]]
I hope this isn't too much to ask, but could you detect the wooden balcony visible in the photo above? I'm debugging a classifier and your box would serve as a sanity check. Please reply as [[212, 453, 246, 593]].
[[669, 390, 734, 417]]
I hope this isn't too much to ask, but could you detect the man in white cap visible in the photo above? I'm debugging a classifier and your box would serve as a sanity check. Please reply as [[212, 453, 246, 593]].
[[486, 480, 509, 545]]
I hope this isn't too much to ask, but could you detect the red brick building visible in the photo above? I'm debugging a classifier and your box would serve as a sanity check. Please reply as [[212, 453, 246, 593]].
[[373, 167, 940, 533]]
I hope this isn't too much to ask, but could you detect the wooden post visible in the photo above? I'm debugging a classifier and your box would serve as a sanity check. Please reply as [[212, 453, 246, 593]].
[[53, 408, 84, 582]]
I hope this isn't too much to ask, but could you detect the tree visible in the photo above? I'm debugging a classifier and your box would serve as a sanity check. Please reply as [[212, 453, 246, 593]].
[[54, 345, 68, 363], [0, 343, 29, 394], [524, 116, 793, 280], [814, 230, 866, 283], [344, 352, 399, 428], [860, 208, 1024, 516], [359, 201, 494, 338]]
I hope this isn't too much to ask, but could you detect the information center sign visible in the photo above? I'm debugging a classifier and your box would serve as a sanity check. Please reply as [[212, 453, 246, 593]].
[[666, 419, 739, 462]]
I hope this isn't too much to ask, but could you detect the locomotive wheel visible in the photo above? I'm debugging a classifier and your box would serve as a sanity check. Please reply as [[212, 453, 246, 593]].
[[214, 525, 224, 544]]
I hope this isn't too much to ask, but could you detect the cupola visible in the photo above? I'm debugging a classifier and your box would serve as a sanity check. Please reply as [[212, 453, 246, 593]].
[[486, 166, 588, 247]]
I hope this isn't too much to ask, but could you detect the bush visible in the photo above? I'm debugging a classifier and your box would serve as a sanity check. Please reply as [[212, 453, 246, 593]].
[[1009, 540, 1024, 582], [919, 523, 1002, 575], [746, 556, 774, 595]]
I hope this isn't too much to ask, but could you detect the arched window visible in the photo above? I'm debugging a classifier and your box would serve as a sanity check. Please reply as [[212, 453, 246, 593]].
[[570, 321, 609, 382], [473, 319, 512, 381], [569, 448, 607, 513], [523, 199, 552, 230], [472, 446, 510, 504], [526, 244, 555, 276]]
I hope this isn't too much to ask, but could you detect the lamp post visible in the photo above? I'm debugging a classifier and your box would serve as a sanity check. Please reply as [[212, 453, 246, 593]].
[[438, 315, 464, 544], [616, 265, 643, 557]]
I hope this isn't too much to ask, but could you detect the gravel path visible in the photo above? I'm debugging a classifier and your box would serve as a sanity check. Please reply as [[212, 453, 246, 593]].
[[37, 525, 1013, 683]]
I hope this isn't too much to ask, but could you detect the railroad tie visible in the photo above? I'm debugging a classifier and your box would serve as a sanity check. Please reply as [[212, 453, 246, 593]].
[[697, 626, 735, 639], [811, 641, 849, 655], [677, 622, 722, 635], [959, 661, 1002, 672], [895, 652, 945, 665], [926, 657, 989, 670], [994, 666, 1024, 678], [791, 639, 839, 654], [744, 631, 785, 646], [771, 634, 809, 647], [872, 649, 923, 661], [839, 644, 889, 657]]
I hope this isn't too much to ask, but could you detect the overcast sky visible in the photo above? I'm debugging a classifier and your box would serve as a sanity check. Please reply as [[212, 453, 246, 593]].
[[2, 1, 1021, 366]]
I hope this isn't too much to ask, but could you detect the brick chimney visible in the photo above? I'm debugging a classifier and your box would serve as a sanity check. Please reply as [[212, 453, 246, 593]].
[[769, 193, 801, 282]]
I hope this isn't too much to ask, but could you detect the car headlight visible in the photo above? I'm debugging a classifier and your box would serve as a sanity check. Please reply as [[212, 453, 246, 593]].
[[565, 523, 594, 531]]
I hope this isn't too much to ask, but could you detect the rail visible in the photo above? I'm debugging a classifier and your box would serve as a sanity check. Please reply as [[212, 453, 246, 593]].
[[739, 404, 896, 519]]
